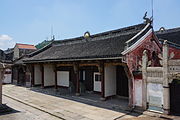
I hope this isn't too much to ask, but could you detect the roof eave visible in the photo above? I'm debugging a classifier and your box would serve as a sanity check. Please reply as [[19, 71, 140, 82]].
[[24, 56, 123, 64]]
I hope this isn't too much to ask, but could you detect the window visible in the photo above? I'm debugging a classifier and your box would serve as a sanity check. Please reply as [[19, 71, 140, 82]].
[[79, 70, 86, 81], [95, 74, 101, 81], [83, 70, 85, 81]]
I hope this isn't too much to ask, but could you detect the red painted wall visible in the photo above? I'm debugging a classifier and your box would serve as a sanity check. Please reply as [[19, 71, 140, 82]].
[[169, 46, 180, 59], [124, 32, 162, 106], [126, 32, 161, 74]]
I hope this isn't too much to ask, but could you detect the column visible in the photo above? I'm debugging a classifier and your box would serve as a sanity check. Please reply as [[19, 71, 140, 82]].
[[163, 40, 170, 114], [17, 67, 20, 85], [41, 64, 44, 88], [0, 63, 5, 105], [124, 65, 133, 107], [54, 65, 57, 89], [31, 64, 35, 87], [11, 67, 13, 84], [98, 62, 105, 100], [142, 50, 148, 110], [0, 69, 2, 105], [73, 63, 80, 96]]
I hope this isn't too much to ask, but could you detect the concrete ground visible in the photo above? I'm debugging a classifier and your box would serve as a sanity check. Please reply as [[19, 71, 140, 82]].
[[1, 95, 62, 120], [2, 84, 179, 120]]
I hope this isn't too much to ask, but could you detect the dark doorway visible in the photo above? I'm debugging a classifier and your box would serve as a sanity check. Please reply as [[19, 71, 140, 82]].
[[116, 66, 129, 97], [18, 67, 26, 86], [170, 79, 180, 115], [79, 66, 98, 92]]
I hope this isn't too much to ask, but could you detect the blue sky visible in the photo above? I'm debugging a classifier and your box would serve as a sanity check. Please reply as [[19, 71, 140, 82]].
[[0, 0, 180, 50]]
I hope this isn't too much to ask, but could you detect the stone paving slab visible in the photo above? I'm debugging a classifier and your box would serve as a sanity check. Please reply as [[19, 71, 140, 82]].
[[2, 85, 179, 120], [3, 85, 138, 120], [1, 95, 62, 120]]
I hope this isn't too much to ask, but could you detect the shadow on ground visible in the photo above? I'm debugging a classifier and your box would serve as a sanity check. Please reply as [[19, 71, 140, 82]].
[[0, 104, 19, 116]]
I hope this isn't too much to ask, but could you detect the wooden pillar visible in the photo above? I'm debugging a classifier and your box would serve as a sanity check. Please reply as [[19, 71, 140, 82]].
[[73, 63, 80, 96], [0, 63, 5, 105], [163, 40, 170, 114], [41, 64, 44, 88], [31, 64, 35, 87], [54, 65, 57, 89], [98, 62, 105, 100], [17, 67, 20, 85], [0, 69, 3, 104], [11, 67, 13, 84], [124, 65, 133, 107], [142, 50, 148, 110]]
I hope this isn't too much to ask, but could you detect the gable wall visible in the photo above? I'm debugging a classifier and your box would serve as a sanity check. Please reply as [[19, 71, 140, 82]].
[[125, 32, 162, 107], [126, 33, 161, 73]]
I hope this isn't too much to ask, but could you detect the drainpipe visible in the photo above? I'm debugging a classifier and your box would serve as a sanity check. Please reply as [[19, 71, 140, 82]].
[[163, 40, 170, 114]]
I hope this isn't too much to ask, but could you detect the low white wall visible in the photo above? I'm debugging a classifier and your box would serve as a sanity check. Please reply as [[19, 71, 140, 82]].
[[34, 65, 42, 85], [147, 83, 163, 108], [3, 74, 11, 83], [105, 66, 116, 97], [44, 64, 55, 87], [3, 69, 11, 84], [134, 79, 142, 106], [57, 71, 69, 87]]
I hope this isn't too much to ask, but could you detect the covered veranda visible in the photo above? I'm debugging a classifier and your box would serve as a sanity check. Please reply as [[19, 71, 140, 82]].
[[29, 59, 131, 105]]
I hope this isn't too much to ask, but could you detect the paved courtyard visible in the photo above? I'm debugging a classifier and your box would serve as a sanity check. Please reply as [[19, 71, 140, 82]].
[[1, 95, 62, 120], [1, 85, 179, 120]]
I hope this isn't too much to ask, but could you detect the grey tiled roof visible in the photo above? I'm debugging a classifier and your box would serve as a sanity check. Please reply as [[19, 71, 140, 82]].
[[24, 23, 147, 63], [156, 27, 180, 45], [13, 56, 27, 65]]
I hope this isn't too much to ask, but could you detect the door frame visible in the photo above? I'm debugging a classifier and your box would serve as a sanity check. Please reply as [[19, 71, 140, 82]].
[[93, 72, 101, 92]]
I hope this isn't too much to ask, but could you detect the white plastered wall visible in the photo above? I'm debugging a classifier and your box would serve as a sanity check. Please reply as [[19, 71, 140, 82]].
[[134, 79, 142, 106], [105, 65, 116, 97], [13, 45, 19, 60], [44, 64, 55, 87], [34, 65, 42, 85], [147, 83, 163, 108], [3, 69, 11, 84], [57, 71, 69, 87]]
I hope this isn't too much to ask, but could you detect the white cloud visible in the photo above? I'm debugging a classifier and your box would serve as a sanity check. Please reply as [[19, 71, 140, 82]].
[[0, 34, 15, 50], [0, 35, 12, 41]]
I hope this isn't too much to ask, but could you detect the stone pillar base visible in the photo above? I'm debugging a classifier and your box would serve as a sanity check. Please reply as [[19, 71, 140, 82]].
[[55, 88, 59, 92], [163, 109, 170, 115], [75, 93, 80, 96], [26, 82, 31, 87], [100, 97, 106, 101]]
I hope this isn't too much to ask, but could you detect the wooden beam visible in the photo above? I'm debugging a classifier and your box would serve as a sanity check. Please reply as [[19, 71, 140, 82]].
[[104, 62, 126, 66], [79, 63, 99, 67], [57, 64, 73, 67]]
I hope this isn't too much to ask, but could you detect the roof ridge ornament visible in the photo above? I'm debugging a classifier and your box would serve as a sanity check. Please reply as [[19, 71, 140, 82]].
[[84, 31, 91, 41], [143, 12, 153, 24], [159, 27, 166, 32]]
